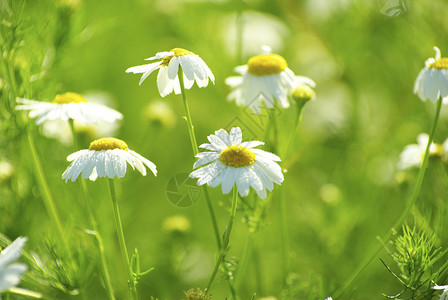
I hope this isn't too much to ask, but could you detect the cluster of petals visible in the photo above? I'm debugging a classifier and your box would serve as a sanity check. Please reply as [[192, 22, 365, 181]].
[[398, 133, 448, 170], [16, 96, 122, 125], [414, 46, 448, 103], [189, 127, 283, 199], [225, 51, 315, 114], [126, 48, 215, 97], [62, 138, 157, 182]]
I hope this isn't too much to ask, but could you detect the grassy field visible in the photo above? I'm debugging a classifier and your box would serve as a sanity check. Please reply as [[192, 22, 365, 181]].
[[1, 0, 448, 299]]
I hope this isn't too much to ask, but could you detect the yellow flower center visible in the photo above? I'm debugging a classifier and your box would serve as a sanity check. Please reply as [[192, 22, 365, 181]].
[[291, 85, 315, 103], [89, 137, 129, 151], [161, 48, 193, 67], [429, 58, 448, 70], [52, 92, 87, 104], [247, 54, 288, 76], [219, 145, 256, 168]]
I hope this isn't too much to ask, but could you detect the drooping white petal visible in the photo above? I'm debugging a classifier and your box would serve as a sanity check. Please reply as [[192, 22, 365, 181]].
[[167, 56, 180, 80], [128, 150, 157, 176]]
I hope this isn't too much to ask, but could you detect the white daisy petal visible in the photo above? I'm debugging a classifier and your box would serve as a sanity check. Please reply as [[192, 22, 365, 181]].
[[179, 55, 196, 81], [199, 143, 220, 151], [167, 56, 180, 79], [215, 129, 232, 146], [229, 127, 242, 144], [207, 132, 228, 150], [240, 141, 264, 148], [193, 152, 219, 169], [145, 51, 174, 61], [221, 167, 236, 194], [398, 133, 443, 170], [252, 148, 281, 161], [0, 237, 27, 293]]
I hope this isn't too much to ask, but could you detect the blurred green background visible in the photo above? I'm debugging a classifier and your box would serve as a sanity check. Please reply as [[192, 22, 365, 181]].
[[2, 0, 448, 299]]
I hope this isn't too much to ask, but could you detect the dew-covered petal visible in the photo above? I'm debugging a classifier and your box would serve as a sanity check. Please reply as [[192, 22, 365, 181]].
[[252, 148, 281, 161], [128, 150, 157, 176], [240, 141, 264, 148], [193, 152, 219, 169], [229, 127, 242, 144], [215, 129, 232, 146], [167, 56, 180, 80]]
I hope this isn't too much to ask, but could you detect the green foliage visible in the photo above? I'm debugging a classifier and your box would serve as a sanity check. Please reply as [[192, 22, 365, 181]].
[[183, 288, 212, 300], [381, 224, 448, 299], [2, 0, 448, 299]]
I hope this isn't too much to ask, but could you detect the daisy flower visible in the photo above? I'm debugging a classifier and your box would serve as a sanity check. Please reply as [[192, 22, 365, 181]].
[[125, 48, 215, 97], [432, 285, 448, 300], [16, 92, 123, 125], [62, 137, 157, 182], [414, 46, 448, 102], [0, 237, 27, 293], [398, 133, 444, 170], [189, 127, 284, 199], [225, 53, 315, 114]]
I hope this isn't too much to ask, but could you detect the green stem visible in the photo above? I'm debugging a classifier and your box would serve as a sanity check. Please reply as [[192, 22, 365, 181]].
[[82, 180, 116, 300], [177, 69, 221, 248], [282, 102, 305, 159], [203, 187, 222, 249], [269, 110, 279, 153], [69, 120, 115, 300], [178, 68, 198, 155], [27, 131, 72, 262], [279, 188, 289, 286], [206, 187, 239, 297], [333, 96, 443, 297], [108, 179, 138, 300], [252, 238, 264, 296], [234, 232, 253, 290]]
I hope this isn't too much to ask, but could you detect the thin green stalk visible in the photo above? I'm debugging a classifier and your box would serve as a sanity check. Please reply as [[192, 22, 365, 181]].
[[178, 69, 198, 155], [108, 179, 138, 300], [252, 238, 264, 296], [27, 131, 72, 262], [333, 96, 443, 297], [81, 179, 115, 300], [279, 188, 289, 285], [177, 69, 221, 248], [282, 102, 306, 159], [6, 287, 42, 299], [69, 120, 115, 300], [203, 187, 222, 249], [206, 187, 239, 298], [269, 110, 279, 153], [234, 232, 253, 290]]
